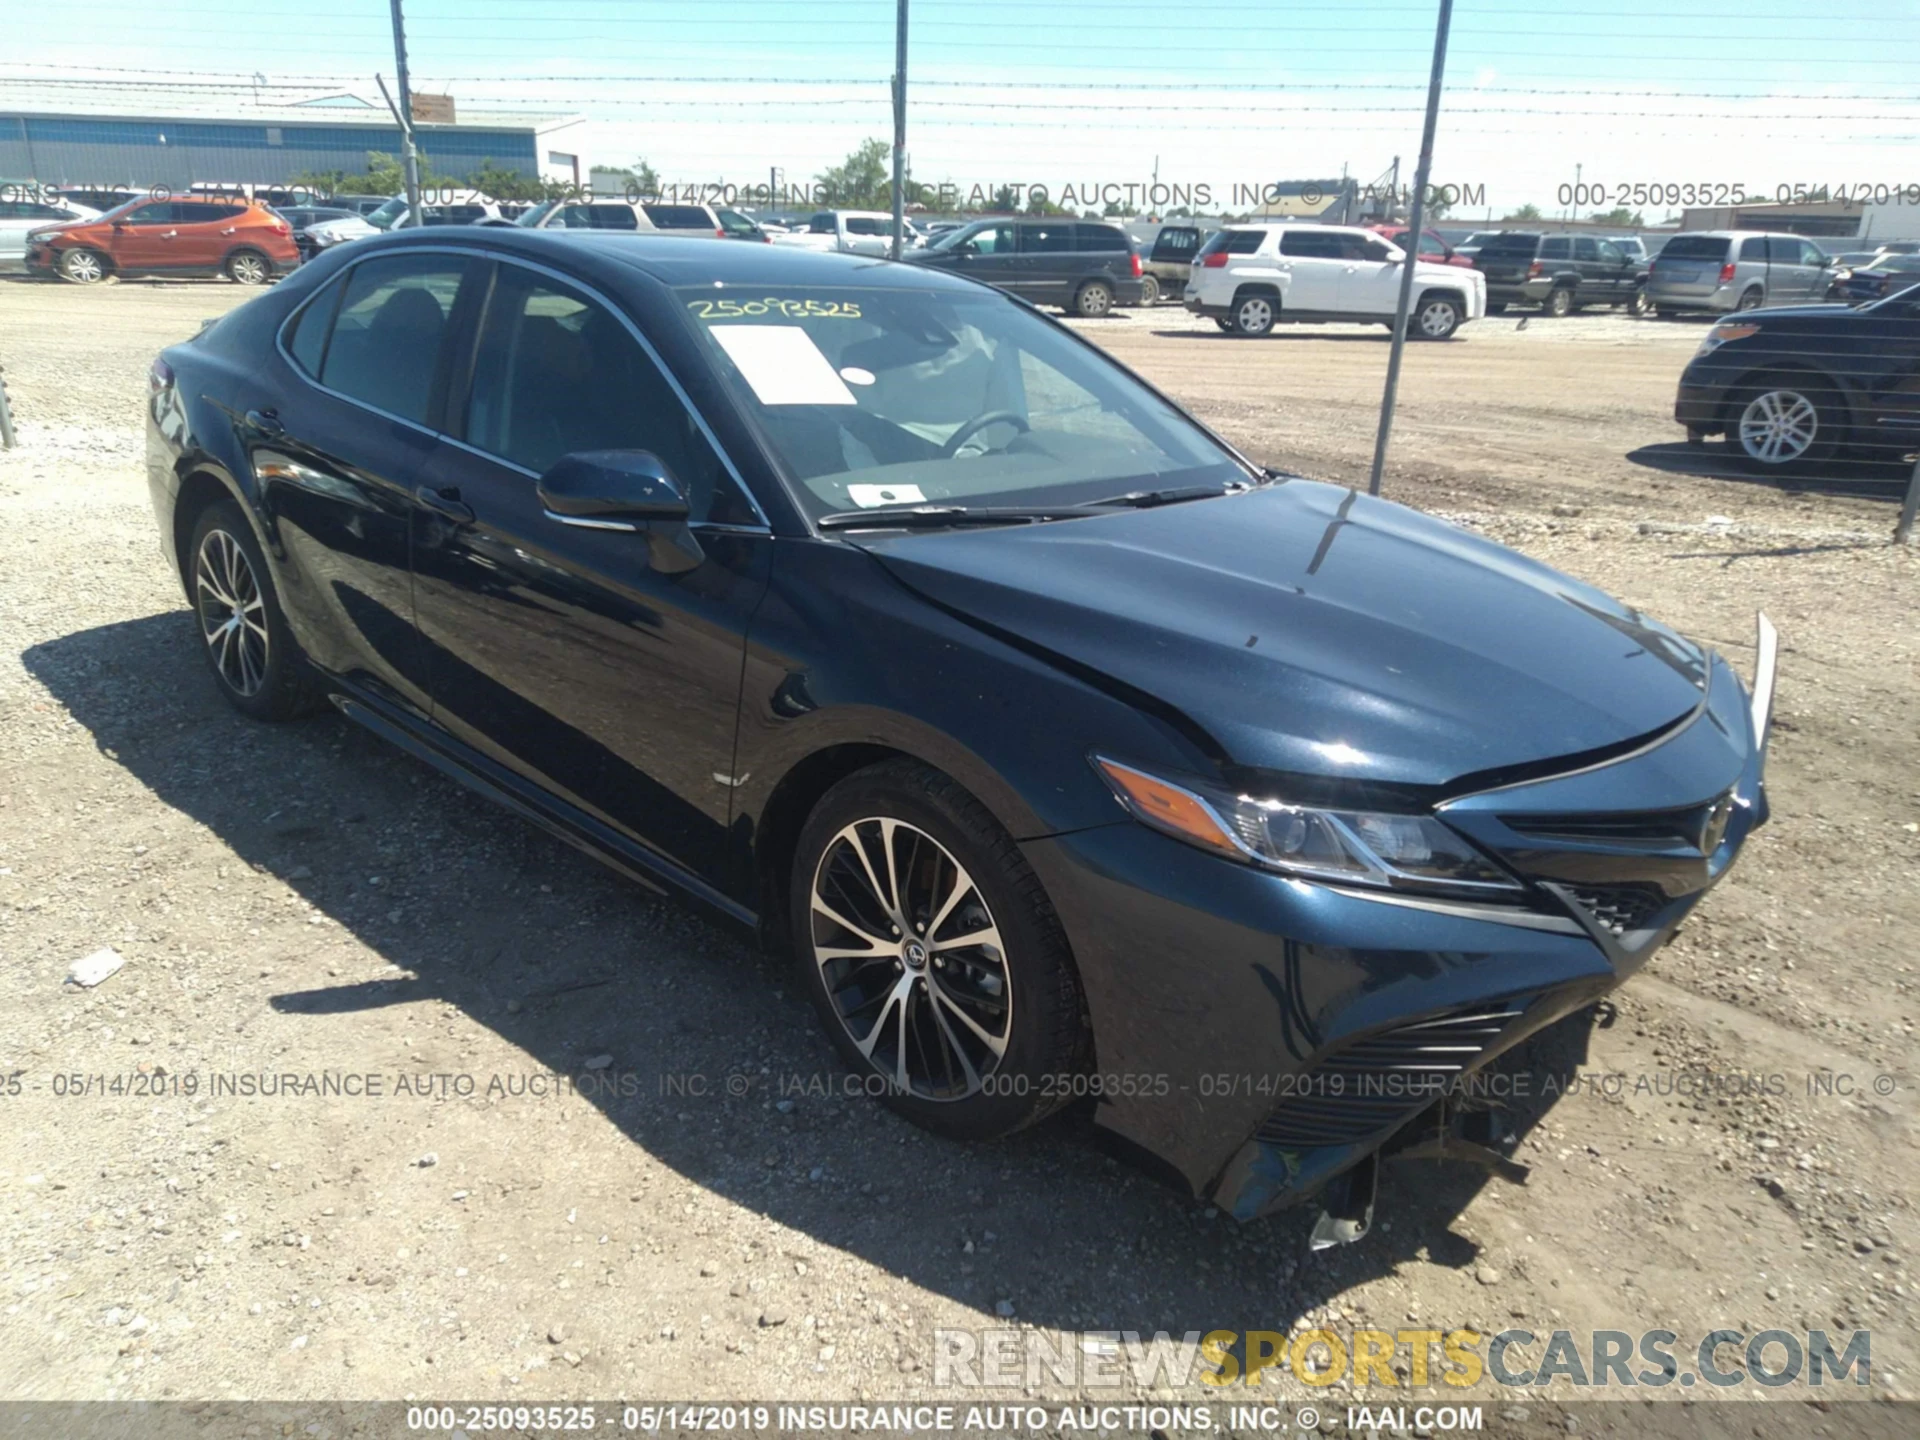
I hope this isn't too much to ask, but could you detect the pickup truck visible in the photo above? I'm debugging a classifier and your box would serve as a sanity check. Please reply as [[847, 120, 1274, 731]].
[[771, 210, 901, 256]]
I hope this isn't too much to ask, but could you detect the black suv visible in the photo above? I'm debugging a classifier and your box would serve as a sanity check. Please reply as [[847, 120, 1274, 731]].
[[906, 218, 1145, 316], [1474, 232, 1650, 316]]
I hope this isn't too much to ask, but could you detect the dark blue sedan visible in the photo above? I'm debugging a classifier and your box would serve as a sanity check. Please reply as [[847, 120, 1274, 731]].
[[146, 229, 1775, 1240]]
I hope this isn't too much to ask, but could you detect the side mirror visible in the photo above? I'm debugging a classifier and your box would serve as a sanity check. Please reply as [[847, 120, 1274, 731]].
[[538, 450, 702, 572]]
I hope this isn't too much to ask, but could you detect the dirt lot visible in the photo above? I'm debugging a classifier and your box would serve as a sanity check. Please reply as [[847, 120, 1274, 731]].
[[0, 277, 1914, 1436]]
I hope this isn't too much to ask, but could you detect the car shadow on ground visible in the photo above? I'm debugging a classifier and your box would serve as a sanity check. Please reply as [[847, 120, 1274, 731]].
[[1627, 441, 1914, 501], [24, 611, 1599, 1339]]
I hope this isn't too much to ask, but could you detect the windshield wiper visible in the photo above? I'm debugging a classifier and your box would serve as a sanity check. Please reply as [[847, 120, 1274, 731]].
[[1074, 483, 1228, 510], [817, 504, 1090, 531]]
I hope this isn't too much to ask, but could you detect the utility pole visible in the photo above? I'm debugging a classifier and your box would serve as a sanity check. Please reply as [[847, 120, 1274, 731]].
[[1897, 450, 1920, 544], [1366, 0, 1454, 498], [890, 0, 909, 259], [387, 0, 423, 227]]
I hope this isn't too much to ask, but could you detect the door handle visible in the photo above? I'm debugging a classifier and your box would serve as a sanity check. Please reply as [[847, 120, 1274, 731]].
[[220, 227, 238, 235], [415, 484, 475, 524], [161, 231, 178, 240], [245, 408, 283, 436]]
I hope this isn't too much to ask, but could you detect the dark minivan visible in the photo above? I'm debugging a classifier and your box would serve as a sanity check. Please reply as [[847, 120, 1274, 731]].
[[907, 218, 1145, 316]]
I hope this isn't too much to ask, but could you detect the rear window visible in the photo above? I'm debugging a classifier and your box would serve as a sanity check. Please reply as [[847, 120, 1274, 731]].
[[1660, 235, 1732, 262], [1075, 224, 1130, 252], [1479, 233, 1541, 254], [1199, 229, 1266, 257], [646, 204, 713, 228]]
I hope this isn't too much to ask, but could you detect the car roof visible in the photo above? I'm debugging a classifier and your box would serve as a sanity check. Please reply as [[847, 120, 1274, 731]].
[[348, 227, 987, 294]]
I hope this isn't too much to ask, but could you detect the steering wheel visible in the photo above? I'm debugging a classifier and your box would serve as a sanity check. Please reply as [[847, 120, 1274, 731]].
[[942, 410, 1030, 457]]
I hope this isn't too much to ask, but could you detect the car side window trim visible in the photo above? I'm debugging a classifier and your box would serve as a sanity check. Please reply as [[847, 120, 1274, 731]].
[[443, 251, 772, 531]]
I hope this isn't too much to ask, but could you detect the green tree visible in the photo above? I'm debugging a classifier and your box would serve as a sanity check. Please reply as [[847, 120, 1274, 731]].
[[1589, 206, 1646, 228], [990, 183, 1020, 212], [1502, 202, 1544, 222], [1101, 200, 1127, 218], [1426, 191, 1454, 220], [815, 138, 892, 207]]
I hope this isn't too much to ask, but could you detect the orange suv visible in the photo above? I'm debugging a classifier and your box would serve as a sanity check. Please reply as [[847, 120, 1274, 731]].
[[27, 196, 298, 285]]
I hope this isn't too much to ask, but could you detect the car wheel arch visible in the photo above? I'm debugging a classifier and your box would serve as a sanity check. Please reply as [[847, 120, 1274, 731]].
[[171, 465, 254, 595]]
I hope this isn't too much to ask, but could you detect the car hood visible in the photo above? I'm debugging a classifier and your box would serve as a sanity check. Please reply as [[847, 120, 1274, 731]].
[[858, 481, 1709, 789]]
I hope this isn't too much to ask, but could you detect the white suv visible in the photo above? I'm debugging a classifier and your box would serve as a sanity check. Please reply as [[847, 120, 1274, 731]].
[[1183, 224, 1486, 339]]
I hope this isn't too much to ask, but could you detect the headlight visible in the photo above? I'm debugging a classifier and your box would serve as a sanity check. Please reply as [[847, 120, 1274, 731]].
[[1094, 757, 1521, 894], [1695, 322, 1759, 356]]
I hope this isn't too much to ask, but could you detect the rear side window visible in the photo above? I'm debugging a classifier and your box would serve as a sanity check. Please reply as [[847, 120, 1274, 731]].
[[646, 205, 712, 228], [1199, 229, 1267, 257], [1022, 225, 1075, 253], [319, 255, 469, 426], [1076, 224, 1130, 252], [284, 277, 344, 377], [1661, 235, 1731, 261], [1539, 237, 1571, 260], [1280, 231, 1345, 258], [1480, 233, 1541, 254], [1739, 237, 1769, 262]]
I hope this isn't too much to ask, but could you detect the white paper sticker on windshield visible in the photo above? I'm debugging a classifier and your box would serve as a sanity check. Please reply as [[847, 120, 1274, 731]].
[[848, 483, 926, 508], [710, 325, 856, 406]]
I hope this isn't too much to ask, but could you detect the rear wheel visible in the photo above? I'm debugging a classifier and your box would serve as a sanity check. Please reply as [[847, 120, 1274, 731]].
[[1626, 287, 1651, 317], [1736, 287, 1764, 311], [1230, 292, 1276, 336], [1072, 280, 1114, 318], [1733, 379, 1837, 468], [1138, 274, 1160, 307], [59, 247, 108, 284], [225, 249, 270, 286], [791, 760, 1089, 1140], [1543, 286, 1575, 318], [188, 499, 322, 720]]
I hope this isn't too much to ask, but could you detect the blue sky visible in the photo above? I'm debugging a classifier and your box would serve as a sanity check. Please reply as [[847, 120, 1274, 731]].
[[7, 0, 1919, 212]]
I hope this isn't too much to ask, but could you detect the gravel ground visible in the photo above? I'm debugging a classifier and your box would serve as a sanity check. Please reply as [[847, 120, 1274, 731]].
[[0, 277, 1914, 1438]]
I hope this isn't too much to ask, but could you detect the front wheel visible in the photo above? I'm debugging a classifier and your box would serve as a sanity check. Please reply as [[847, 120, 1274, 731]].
[[188, 499, 322, 720], [1072, 280, 1114, 318], [1213, 317, 1234, 332], [791, 760, 1089, 1141], [1412, 295, 1462, 340], [1230, 292, 1276, 336], [1138, 274, 1160, 307], [60, 247, 108, 284], [1734, 381, 1836, 469]]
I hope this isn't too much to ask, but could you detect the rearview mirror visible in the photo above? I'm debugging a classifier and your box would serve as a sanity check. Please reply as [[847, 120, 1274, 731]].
[[538, 450, 690, 526]]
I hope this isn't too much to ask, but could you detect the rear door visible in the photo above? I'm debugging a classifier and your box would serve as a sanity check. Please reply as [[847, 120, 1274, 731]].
[[260, 249, 482, 716], [409, 258, 772, 879], [1770, 237, 1824, 301], [1275, 229, 1346, 310], [1017, 221, 1077, 300]]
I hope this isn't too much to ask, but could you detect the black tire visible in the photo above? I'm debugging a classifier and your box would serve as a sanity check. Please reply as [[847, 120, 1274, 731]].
[[1543, 286, 1575, 318], [1411, 294, 1462, 340], [1736, 287, 1765, 312], [186, 498, 323, 721], [59, 247, 109, 284], [1730, 377, 1838, 469], [1072, 280, 1114, 318], [1230, 291, 1277, 336], [225, 249, 271, 286], [1213, 317, 1234, 332], [1626, 287, 1650, 317], [1138, 274, 1160, 307], [790, 759, 1089, 1141]]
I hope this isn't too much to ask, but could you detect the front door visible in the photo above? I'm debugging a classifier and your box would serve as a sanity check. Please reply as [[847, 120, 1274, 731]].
[[948, 222, 1022, 294], [410, 259, 771, 880], [1335, 231, 1406, 316], [105, 200, 181, 271]]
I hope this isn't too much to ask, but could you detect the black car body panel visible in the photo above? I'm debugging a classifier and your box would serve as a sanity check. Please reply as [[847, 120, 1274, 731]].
[[147, 229, 1773, 1223], [1672, 290, 1920, 456]]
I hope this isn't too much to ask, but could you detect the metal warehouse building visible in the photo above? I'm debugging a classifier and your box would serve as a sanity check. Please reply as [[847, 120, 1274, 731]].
[[0, 81, 587, 189]]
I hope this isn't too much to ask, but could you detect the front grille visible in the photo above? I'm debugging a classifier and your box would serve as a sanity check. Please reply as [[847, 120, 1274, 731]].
[[1501, 790, 1736, 855], [1256, 1000, 1528, 1150], [1564, 882, 1669, 938]]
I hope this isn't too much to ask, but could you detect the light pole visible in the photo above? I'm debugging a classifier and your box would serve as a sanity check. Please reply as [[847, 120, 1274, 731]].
[[890, 0, 909, 259], [1366, 0, 1455, 498]]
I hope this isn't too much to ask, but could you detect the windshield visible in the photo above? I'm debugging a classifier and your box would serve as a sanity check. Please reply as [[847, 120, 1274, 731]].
[[514, 199, 560, 227], [677, 284, 1247, 522], [366, 196, 407, 230]]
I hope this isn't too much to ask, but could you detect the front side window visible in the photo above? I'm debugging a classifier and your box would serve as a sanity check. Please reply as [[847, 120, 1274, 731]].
[[121, 202, 176, 227], [845, 217, 887, 236], [465, 267, 753, 524], [678, 284, 1245, 522], [318, 254, 469, 425], [960, 224, 1017, 255]]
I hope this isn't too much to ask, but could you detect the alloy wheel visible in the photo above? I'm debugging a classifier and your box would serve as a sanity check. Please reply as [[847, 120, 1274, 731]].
[[1737, 389, 1818, 465], [194, 528, 270, 695], [1417, 300, 1458, 338], [62, 249, 104, 284], [809, 817, 1012, 1101], [228, 253, 268, 285]]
